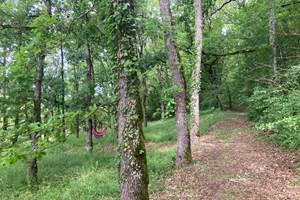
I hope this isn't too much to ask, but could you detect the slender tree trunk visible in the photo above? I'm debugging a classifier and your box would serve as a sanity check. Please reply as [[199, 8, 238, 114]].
[[27, 53, 45, 190], [85, 42, 94, 153], [11, 113, 19, 145], [191, 0, 203, 141], [216, 95, 224, 110], [2, 49, 8, 131], [159, 0, 192, 167], [112, 1, 149, 199], [27, 1, 51, 189], [226, 84, 233, 110], [141, 76, 148, 127], [43, 0, 52, 17], [269, 0, 278, 81], [2, 87, 7, 130], [157, 66, 165, 119], [60, 41, 66, 136], [73, 65, 80, 138], [75, 117, 80, 138]]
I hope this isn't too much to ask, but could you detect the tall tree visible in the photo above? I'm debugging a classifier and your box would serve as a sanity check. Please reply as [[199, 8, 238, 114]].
[[27, 0, 52, 189], [159, 0, 192, 167], [60, 41, 66, 135], [269, 0, 278, 81], [109, 0, 149, 199], [85, 41, 94, 153], [191, 0, 203, 141], [1, 49, 8, 131]]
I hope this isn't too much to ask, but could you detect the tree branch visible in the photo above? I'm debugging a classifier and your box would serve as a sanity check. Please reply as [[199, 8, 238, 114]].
[[204, 48, 256, 57], [0, 24, 35, 31], [211, 0, 236, 16], [281, 1, 300, 8]]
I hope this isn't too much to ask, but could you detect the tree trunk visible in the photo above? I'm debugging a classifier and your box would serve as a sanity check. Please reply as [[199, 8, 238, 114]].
[[159, 0, 192, 167], [60, 41, 66, 136], [226, 84, 233, 110], [191, 0, 203, 141], [75, 117, 80, 138], [43, 0, 52, 17], [85, 42, 94, 153], [141, 76, 148, 127], [27, 53, 45, 190], [73, 65, 80, 138], [27, 1, 51, 189], [11, 113, 19, 145], [2, 49, 8, 131], [112, 0, 149, 199], [269, 0, 278, 81], [157, 66, 165, 120], [216, 95, 224, 110]]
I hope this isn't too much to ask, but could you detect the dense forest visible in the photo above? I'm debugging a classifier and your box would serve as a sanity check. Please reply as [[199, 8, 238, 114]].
[[0, 0, 299, 199]]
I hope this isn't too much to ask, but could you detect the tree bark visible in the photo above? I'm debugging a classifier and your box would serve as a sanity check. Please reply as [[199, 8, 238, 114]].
[[157, 66, 165, 119], [191, 0, 203, 141], [27, 1, 51, 189], [141, 76, 148, 127], [73, 65, 80, 138], [269, 0, 278, 81], [216, 95, 224, 110], [85, 42, 94, 153], [2, 50, 8, 131], [11, 113, 19, 145], [226, 84, 233, 110], [112, 0, 149, 199], [60, 41, 66, 136], [27, 53, 45, 190], [159, 0, 192, 167]]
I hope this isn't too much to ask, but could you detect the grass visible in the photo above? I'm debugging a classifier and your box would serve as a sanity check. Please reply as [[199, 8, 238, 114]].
[[198, 109, 243, 135], [0, 110, 239, 200]]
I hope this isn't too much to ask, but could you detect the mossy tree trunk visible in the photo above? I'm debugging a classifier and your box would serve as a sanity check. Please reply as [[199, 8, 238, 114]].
[[111, 0, 149, 199]]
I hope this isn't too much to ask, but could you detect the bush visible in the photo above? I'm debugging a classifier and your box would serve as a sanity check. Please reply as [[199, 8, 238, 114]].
[[248, 65, 300, 149]]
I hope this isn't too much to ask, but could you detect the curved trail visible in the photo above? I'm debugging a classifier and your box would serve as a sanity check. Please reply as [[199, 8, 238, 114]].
[[151, 118, 300, 200]]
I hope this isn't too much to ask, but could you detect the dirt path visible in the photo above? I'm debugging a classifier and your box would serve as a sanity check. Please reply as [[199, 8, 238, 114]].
[[151, 118, 300, 200]]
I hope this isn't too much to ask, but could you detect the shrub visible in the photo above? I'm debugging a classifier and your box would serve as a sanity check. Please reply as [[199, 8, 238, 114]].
[[248, 65, 300, 149]]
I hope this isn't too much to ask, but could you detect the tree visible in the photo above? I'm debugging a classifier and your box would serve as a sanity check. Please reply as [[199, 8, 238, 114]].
[[191, 0, 203, 141], [108, 0, 149, 199], [159, 0, 192, 167], [84, 38, 94, 153], [269, 0, 278, 81], [27, 0, 52, 190]]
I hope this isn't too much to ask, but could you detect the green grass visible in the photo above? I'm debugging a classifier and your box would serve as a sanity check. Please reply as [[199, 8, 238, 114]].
[[0, 110, 240, 200], [144, 118, 176, 143], [198, 109, 243, 135], [0, 120, 176, 200]]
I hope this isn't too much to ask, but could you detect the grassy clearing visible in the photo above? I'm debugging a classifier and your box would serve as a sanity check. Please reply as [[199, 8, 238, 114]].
[[0, 110, 239, 200], [0, 119, 176, 200]]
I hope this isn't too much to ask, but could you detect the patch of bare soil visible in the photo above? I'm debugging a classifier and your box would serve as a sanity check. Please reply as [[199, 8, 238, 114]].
[[151, 118, 300, 200]]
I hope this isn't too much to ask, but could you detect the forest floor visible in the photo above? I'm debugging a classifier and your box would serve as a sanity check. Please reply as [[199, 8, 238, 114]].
[[151, 116, 300, 200]]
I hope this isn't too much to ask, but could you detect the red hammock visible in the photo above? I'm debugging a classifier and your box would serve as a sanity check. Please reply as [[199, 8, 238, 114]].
[[92, 127, 108, 139]]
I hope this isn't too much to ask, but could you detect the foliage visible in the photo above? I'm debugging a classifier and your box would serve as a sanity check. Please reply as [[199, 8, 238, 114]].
[[0, 117, 176, 200], [248, 65, 300, 149]]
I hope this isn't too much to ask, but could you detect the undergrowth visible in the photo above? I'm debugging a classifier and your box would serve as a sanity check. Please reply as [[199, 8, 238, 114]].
[[0, 110, 236, 199]]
